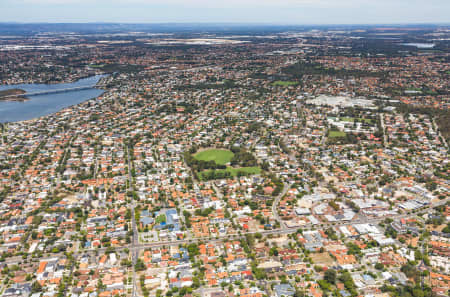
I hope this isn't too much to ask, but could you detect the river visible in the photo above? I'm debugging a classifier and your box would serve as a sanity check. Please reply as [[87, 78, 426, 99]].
[[0, 75, 106, 123]]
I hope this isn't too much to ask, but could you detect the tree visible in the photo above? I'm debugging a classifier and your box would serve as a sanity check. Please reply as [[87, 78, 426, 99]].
[[269, 247, 278, 256], [324, 269, 337, 285], [134, 258, 146, 271], [442, 223, 450, 234], [375, 262, 384, 270], [32, 281, 42, 293], [187, 243, 200, 259], [346, 242, 362, 257]]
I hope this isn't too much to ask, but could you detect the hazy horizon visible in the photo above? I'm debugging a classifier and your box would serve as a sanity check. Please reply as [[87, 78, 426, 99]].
[[1, 0, 449, 24], [1, 21, 449, 25]]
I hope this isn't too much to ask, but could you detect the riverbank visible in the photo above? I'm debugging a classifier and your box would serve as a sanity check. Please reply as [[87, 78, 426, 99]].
[[0, 75, 106, 123], [0, 89, 29, 101]]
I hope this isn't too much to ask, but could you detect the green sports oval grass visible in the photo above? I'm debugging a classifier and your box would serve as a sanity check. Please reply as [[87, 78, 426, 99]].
[[193, 149, 234, 165]]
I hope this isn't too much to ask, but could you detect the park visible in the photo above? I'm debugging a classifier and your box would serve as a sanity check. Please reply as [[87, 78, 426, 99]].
[[189, 148, 262, 180]]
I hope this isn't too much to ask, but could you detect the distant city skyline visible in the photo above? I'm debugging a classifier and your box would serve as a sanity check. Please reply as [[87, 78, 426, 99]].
[[1, 0, 449, 24]]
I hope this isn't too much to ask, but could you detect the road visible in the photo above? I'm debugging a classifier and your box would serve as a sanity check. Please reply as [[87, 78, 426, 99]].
[[379, 113, 387, 146], [61, 194, 450, 261], [432, 117, 448, 148], [272, 182, 289, 229], [37, 157, 446, 296], [126, 146, 139, 297], [56, 134, 76, 186]]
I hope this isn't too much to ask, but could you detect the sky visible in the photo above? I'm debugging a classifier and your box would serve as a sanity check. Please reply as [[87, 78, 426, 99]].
[[0, 0, 449, 24]]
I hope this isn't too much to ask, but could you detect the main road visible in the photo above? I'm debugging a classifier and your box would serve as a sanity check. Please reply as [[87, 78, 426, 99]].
[[60, 195, 449, 263]]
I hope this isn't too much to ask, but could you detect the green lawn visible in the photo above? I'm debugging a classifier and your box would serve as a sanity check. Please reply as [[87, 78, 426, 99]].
[[193, 149, 234, 165], [271, 81, 299, 87], [198, 166, 261, 180], [155, 214, 166, 224], [340, 117, 374, 124], [328, 130, 347, 138], [227, 166, 261, 176]]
